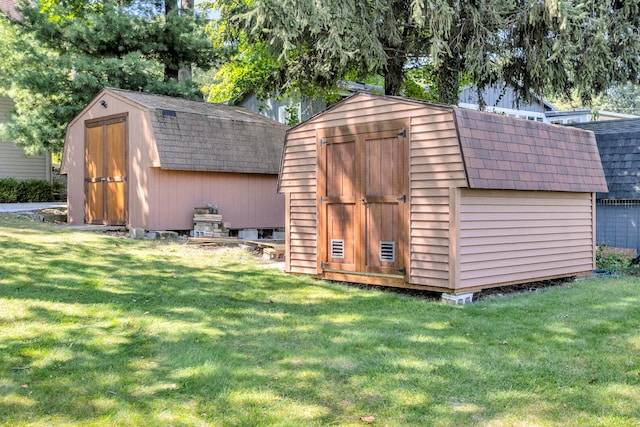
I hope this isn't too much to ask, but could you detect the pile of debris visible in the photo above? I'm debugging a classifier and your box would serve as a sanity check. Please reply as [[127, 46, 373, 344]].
[[192, 204, 230, 238]]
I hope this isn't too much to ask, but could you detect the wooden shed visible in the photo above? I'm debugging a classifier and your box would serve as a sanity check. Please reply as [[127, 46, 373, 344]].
[[278, 93, 608, 293], [62, 88, 288, 231]]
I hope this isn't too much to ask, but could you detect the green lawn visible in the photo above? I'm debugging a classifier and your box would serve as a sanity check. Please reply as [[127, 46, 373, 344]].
[[0, 214, 639, 427]]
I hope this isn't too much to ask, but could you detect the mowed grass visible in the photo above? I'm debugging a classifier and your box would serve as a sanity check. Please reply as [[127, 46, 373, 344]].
[[0, 215, 639, 427]]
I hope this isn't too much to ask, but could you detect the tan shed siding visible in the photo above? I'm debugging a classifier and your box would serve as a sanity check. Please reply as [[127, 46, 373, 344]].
[[288, 192, 318, 273], [307, 98, 426, 130], [63, 92, 148, 225], [458, 190, 595, 289], [408, 111, 467, 289], [281, 127, 318, 274]]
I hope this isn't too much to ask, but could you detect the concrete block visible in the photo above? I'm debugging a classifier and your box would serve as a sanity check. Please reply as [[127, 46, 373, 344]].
[[441, 292, 474, 305], [239, 229, 258, 240], [129, 228, 146, 239], [155, 231, 178, 240]]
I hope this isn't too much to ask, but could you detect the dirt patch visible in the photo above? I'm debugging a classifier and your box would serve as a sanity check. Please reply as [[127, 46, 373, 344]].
[[474, 277, 575, 301], [330, 277, 576, 303]]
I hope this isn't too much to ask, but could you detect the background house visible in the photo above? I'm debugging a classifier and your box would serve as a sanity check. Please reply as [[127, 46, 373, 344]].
[[1, 0, 52, 182], [62, 88, 287, 232], [0, 94, 52, 181], [571, 118, 640, 252], [279, 93, 607, 295], [241, 81, 637, 127]]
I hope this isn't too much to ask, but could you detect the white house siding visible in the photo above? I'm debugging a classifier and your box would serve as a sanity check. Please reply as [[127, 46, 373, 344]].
[[456, 189, 595, 290], [0, 95, 50, 181]]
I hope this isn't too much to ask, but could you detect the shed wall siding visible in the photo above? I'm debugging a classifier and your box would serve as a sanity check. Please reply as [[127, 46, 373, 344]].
[[148, 169, 284, 231], [280, 128, 319, 274], [408, 111, 467, 289], [457, 189, 595, 289], [281, 97, 468, 280], [63, 93, 153, 225], [0, 95, 49, 181]]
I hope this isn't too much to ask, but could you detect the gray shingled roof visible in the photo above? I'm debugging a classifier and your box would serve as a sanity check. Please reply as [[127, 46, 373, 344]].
[[108, 88, 288, 175], [455, 108, 608, 193], [570, 118, 640, 199]]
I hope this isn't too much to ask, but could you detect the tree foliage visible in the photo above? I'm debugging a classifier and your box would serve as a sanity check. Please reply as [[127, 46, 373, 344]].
[[0, 0, 217, 154], [592, 83, 640, 116], [209, 0, 640, 107]]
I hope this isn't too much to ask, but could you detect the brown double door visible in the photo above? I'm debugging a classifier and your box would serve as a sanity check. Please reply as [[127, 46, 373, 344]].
[[84, 115, 127, 225], [319, 126, 407, 277]]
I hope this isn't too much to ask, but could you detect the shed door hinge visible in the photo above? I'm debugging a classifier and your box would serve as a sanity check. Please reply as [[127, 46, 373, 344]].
[[320, 197, 327, 204], [320, 261, 327, 269], [398, 128, 406, 137], [320, 138, 327, 146], [396, 195, 406, 203]]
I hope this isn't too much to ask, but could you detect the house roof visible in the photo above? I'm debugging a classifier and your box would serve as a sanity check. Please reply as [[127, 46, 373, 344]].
[[570, 118, 640, 199], [106, 88, 288, 175], [0, 0, 19, 20], [455, 108, 607, 193]]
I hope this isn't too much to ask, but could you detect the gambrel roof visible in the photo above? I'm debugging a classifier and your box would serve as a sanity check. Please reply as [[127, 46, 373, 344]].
[[456, 108, 607, 193], [86, 88, 288, 175], [285, 92, 607, 193]]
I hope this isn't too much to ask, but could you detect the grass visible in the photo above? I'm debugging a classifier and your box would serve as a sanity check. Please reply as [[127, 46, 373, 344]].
[[0, 214, 639, 427]]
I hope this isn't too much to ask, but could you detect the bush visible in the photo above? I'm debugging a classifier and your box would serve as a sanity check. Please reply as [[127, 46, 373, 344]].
[[0, 178, 59, 203], [595, 246, 632, 271], [0, 178, 19, 202]]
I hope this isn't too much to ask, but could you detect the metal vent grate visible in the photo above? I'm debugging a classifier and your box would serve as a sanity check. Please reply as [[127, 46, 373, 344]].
[[380, 241, 395, 262], [331, 239, 345, 259]]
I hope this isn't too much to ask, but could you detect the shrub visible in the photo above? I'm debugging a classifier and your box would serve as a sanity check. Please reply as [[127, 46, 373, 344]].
[[0, 178, 59, 203], [0, 178, 19, 202], [595, 246, 632, 271]]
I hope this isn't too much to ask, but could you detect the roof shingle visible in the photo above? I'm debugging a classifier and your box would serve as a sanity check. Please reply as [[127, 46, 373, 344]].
[[108, 88, 288, 175], [570, 118, 640, 199], [454, 108, 608, 193]]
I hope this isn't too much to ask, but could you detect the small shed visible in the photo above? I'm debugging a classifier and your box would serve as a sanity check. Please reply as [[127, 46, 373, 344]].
[[278, 93, 607, 293], [62, 88, 288, 231], [571, 118, 640, 251]]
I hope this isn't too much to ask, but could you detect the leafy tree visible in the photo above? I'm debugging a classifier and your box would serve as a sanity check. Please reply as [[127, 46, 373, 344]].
[[0, 0, 217, 154], [209, 0, 640, 107], [592, 83, 640, 116]]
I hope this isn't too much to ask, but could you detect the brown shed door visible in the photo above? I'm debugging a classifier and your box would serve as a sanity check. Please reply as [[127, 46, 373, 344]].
[[320, 128, 407, 276], [85, 116, 127, 225]]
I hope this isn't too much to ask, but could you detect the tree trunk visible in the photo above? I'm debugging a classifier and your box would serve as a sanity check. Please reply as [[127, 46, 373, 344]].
[[384, 52, 406, 96], [437, 55, 462, 105], [163, 0, 193, 82]]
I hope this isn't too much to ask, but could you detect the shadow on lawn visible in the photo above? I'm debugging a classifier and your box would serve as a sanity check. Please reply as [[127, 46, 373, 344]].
[[1, 221, 639, 426]]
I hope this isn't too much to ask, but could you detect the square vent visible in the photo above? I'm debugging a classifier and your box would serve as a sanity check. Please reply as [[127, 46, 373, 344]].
[[331, 239, 345, 259], [380, 241, 395, 262]]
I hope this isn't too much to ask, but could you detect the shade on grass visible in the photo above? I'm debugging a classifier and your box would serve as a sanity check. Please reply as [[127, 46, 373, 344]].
[[0, 214, 639, 426]]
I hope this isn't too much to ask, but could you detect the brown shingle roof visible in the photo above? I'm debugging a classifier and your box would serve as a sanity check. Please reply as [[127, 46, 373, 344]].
[[108, 88, 288, 175], [454, 108, 608, 193]]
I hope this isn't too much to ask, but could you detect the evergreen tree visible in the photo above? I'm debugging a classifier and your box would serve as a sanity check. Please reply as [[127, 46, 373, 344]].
[[0, 0, 217, 154], [209, 0, 640, 107]]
